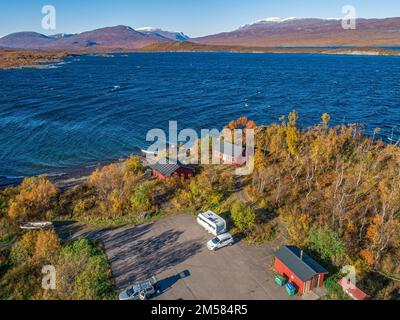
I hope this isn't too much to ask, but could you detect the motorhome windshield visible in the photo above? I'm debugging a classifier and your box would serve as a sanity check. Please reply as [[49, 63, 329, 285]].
[[127, 287, 137, 296]]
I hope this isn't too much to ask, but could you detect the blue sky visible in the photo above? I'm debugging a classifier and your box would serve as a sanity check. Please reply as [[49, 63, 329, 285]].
[[1, 0, 400, 38]]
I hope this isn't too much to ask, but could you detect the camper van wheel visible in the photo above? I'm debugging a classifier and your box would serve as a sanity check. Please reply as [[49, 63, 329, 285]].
[[140, 291, 147, 300]]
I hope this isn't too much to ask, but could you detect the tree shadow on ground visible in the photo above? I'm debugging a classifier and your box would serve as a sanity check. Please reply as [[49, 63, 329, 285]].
[[102, 226, 202, 289], [53, 221, 87, 242], [89, 223, 154, 248], [255, 208, 277, 223]]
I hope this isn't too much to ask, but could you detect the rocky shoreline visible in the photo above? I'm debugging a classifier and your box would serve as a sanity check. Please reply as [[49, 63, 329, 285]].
[[0, 161, 119, 190], [0, 49, 76, 69], [0, 147, 144, 190], [140, 41, 400, 56]]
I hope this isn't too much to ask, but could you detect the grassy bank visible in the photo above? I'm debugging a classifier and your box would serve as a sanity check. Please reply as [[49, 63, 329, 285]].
[[0, 230, 115, 300]]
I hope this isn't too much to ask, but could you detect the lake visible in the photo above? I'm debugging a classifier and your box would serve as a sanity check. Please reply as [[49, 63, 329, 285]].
[[0, 52, 400, 180]]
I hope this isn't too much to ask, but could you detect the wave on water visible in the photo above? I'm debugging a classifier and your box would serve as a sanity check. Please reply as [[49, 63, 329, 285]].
[[0, 176, 25, 188], [46, 65, 61, 69], [55, 61, 71, 66], [1, 53, 400, 179], [0, 175, 25, 180]]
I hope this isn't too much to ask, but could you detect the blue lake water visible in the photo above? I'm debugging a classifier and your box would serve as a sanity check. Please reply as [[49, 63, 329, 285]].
[[0, 52, 400, 179]]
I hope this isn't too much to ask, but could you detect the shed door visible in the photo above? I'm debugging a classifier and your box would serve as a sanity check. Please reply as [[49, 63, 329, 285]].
[[311, 276, 319, 289], [304, 280, 310, 294]]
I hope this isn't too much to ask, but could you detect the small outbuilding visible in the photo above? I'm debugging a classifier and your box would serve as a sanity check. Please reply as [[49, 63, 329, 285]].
[[149, 159, 194, 180], [338, 277, 370, 300], [213, 141, 246, 165], [274, 246, 329, 296]]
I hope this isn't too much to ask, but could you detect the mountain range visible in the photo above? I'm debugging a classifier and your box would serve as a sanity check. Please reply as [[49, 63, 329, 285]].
[[194, 17, 400, 47], [0, 26, 189, 50], [1, 17, 400, 51]]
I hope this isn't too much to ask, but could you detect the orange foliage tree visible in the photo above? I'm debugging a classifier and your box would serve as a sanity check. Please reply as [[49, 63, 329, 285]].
[[8, 177, 58, 223], [88, 160, 143, 216], [33, 229, 61, 264]]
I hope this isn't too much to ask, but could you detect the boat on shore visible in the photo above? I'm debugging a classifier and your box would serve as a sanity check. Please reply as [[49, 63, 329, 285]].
[[20, 222, 54, 231]]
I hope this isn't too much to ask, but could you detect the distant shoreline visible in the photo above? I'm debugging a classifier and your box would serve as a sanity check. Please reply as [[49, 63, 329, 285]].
[[0, 158, 124, 190], [1, 44, 400, 70], [138, 41, 400, 56], [0, 49, 78, 69]]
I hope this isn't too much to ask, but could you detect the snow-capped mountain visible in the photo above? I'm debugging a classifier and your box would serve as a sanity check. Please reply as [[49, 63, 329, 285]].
[[49, 33, 77, 39], [1, 17, 400, 50], [253, 17, 299, 23], [193, 17, 400, 47], [0, 26, 172, 50], [136, 27, 190, 41], [0, 25, 190, 50]]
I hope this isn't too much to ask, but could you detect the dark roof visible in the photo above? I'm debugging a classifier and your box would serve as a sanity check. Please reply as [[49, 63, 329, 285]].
[[213, 141, 243, 156], [275, 246, 328, 282], [149, 158, 192, 177]]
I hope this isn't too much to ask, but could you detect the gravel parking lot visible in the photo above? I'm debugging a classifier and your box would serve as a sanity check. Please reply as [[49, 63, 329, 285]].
[[90, 214, 297, 300]]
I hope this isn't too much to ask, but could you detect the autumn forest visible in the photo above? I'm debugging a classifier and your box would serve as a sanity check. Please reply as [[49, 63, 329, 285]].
[[0, 113, 399, 299]]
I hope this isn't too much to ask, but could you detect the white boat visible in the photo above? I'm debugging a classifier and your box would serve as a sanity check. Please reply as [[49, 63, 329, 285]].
[[141, 149, 158, 156], [20, 222, 54, 231]]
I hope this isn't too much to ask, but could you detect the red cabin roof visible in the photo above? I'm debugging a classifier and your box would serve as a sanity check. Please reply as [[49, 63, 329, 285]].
[[275, 246, 328, 282], [149, 158, 194, 179]]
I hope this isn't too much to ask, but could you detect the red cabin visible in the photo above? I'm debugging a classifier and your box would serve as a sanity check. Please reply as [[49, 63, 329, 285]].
[[213, 141, 246, 166], [274, 246, 329, 296], [149, 159, 194, 180]]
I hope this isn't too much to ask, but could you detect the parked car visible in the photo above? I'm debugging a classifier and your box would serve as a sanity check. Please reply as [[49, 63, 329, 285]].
[[119, 276, 160, 300], [207, 233, 234, 251]]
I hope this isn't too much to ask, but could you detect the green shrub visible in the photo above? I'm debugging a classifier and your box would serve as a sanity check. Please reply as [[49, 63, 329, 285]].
[[73, 199, 94, 215], [1, 235, 115, 300], [230, 201, 256, 233], [0, 263, 41, 300], [125, 156, 145, 174], [307, 227, 346, 261], [130, 181, 153, 212], [9, 241, 30, 266], [246, 221, 279, 244], [324, 275, 349, 300], [54, 239, 115, 300]]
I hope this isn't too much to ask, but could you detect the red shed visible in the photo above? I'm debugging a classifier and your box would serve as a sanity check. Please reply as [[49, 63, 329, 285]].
[[274, 246, 329, 296], [338, 277, 370, 300], [149, 159, 194, 180], [213, 141, 246, 166]]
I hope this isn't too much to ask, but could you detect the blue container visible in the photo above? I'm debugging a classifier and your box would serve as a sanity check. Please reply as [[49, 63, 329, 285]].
[[285, 282, 296, 296]]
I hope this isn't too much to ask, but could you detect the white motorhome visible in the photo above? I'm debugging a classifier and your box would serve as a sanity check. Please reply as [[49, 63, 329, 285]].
[[197, 211, 227, 236]]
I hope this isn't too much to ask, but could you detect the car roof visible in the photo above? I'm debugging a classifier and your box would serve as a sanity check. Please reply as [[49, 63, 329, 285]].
[[130, 276, 157, 293], [217, 233, 232, 239]]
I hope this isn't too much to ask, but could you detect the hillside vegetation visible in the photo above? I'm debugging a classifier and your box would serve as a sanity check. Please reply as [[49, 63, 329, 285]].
[[1, 113, 400, 299], [0, 49, 72, 69], [140, 41, 400, 56]]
